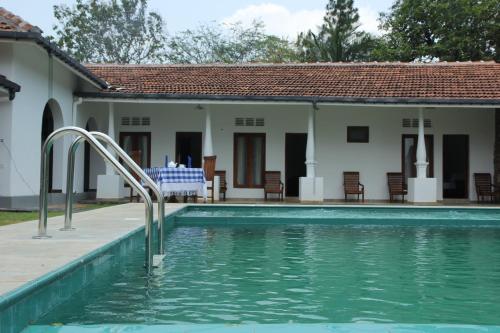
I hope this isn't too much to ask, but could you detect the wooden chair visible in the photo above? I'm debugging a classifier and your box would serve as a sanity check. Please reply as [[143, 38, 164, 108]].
[[215, 170, 227, 201], [343, 171, 364, 202], [203, 156, 216, 203], [264, 171, 284, 201], [474, 173, 498, 203], [387, 172, 407, 203]]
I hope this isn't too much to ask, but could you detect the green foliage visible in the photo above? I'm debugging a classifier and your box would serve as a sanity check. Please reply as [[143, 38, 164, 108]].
[[166, 21, 298, 64], [53, 0, 167, 63], [296, 0, 378, 62], [377, 0, 499, 61]]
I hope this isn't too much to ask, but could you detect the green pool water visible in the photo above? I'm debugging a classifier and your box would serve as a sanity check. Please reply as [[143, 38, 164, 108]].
[[36, 211, 500, 326]]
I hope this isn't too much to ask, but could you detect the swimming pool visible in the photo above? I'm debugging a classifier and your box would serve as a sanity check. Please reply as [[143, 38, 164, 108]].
[[15, 206, 500, 332]]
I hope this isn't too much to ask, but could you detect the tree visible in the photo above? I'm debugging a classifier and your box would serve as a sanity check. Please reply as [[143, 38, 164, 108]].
[[377, 0, 499, 62], [53, 0, 167, 63], [166, 21, 298, 64], [296, 0, 378, 62]]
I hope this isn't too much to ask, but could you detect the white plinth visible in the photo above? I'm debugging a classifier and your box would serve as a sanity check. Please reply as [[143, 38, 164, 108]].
[[407, 177, 437, 203], [299, 177, 324, 202], [97, 174, 124, 200], [213, 176, 220, 201]]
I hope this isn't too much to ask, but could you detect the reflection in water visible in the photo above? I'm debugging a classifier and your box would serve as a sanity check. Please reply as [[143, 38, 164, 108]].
[[39, 225, 500, 325]]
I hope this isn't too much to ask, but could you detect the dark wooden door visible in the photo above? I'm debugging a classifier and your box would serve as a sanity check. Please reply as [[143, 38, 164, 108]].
[[443, 135, 469, 198], [175, 132, 202, 168], [285, 133, 307, 197]]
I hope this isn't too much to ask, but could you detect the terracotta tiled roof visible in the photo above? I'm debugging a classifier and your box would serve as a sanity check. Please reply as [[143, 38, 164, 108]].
[[84, 62, 500, 104], [0, 8, 107, 88], [0, 7, 39, 33]]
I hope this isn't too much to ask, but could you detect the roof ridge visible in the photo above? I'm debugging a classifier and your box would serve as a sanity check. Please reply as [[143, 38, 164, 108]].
[[0, 7, 41, 33], [85, 61, 499, 68]]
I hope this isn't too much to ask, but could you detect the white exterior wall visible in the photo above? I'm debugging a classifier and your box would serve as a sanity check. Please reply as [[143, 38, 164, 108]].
[[317, 106, 494, 200], [8, 42, 76, 196], [0, 43, 14, 197], [80, 101, 495, 201], [0, 41, 89, 207]]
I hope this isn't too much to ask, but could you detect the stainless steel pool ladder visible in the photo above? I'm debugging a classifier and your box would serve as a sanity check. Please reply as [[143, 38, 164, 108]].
[[33, 126, 156, 273], [63, 131, 166, 256]]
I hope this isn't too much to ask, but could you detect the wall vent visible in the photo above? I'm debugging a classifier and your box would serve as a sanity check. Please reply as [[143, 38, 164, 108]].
[[121, 117, 130, 126], [402, 118, 432, 128], [131, 117, 141, 126], [235, 117, 265, 127], [121, 116, 150, 126]]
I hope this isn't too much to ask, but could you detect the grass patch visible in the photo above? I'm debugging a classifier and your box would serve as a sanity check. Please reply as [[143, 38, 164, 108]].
[[0, 202, 121, 227]]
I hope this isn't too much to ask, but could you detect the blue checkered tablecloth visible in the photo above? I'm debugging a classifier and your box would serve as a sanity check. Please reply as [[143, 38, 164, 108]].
[[143, 167, 206, 198]]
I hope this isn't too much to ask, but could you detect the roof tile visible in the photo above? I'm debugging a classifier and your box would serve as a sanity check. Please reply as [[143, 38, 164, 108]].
[[0, 7, 39, 33], [85, 62, 500, 101]]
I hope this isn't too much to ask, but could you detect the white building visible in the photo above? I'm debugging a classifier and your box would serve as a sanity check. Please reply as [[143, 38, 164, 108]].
[[0, 8, 499, 209]]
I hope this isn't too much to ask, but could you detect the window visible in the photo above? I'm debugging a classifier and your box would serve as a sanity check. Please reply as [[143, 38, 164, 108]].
[[119, 132, 151, 184], [234, 133, 265, 188], [347, 126, 369, 143]]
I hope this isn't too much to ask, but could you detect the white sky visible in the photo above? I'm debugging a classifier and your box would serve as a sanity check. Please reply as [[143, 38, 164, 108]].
[[1, 0, 393, 39]]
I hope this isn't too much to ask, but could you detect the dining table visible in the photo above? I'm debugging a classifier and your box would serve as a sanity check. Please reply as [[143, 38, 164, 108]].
[[143, 167, 207, 200]]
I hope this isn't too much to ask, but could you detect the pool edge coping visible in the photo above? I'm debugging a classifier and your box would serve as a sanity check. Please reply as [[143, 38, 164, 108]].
[[0, 204, 188, 310]]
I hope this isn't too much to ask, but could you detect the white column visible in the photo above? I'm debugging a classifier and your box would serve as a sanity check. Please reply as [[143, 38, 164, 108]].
[[415, 107, 428, 178], [202, 105, 219, 200], [305, 106, 316, 177], [97, 102, 123, 199], [203, 106, 214, 156], [299, 103, 323, 202], [407, 107, 436, 203], [106, 102, 116, 175]]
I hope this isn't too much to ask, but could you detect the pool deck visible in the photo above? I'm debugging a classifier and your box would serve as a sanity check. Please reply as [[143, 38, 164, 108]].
[[0, 203, 186, 297]]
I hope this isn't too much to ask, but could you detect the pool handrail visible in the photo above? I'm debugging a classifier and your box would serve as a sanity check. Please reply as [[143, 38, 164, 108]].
[[64, 131, 166, 255], [34, 126, 155, 274]]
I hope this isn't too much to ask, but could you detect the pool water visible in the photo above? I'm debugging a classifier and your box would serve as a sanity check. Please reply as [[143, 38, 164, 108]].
[[37, 221, 500, 325]]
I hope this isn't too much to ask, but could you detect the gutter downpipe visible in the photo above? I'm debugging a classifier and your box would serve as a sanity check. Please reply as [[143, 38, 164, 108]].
[[72, 97, 83, 126]]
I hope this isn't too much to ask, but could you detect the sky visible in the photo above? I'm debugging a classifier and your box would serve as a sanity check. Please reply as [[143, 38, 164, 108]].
[[1, 0, 394, 39]]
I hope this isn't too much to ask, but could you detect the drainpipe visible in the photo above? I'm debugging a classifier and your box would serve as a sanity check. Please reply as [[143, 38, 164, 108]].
[[72, 97, 83, 126]]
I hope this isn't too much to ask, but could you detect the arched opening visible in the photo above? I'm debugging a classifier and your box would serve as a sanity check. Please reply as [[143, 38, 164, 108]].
[[84, 117, 99, 191], [41, 99, 63, 192], [41, 104, 55, 191]]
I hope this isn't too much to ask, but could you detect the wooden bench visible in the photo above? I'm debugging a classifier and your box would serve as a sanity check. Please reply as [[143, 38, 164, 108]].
[[474, 173, 498, 203], [343, 171, 364, 202], [203, 156, 216, 203], [264, 171, 284, 201], [387, 172, 407, 203]]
